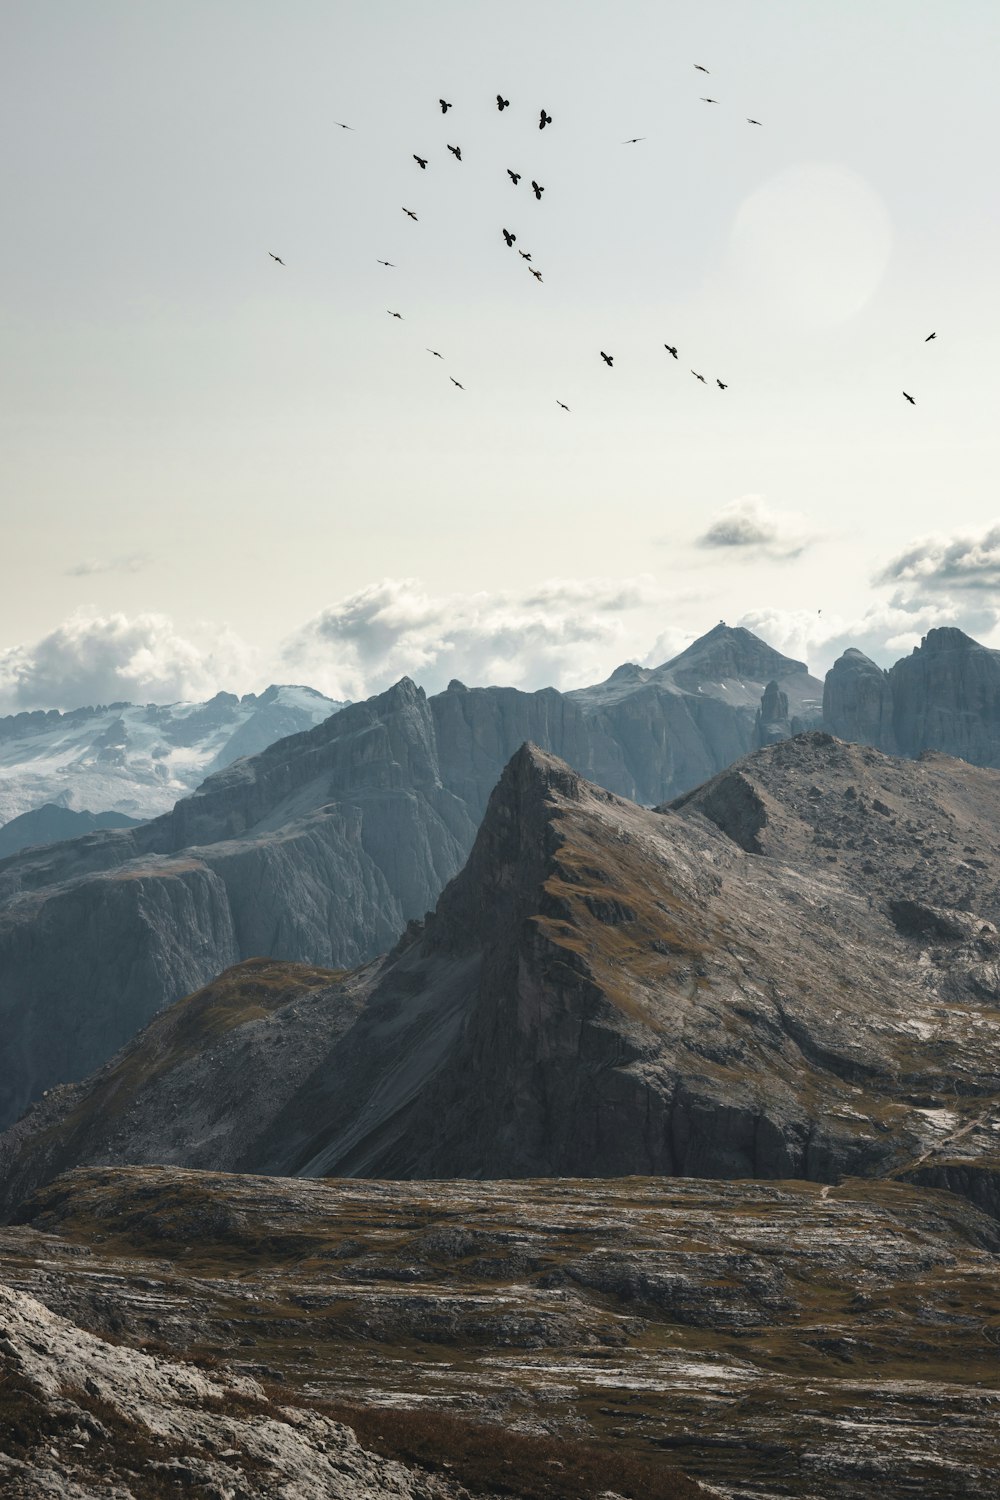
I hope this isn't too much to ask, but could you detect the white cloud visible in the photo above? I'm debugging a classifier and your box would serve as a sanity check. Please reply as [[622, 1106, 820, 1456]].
[[0, 611, 257, 713], [65, 553, 151, 578], [281, 576, 671, 699], [694, 496, 816, 561], [877, 523, 1000, 592]]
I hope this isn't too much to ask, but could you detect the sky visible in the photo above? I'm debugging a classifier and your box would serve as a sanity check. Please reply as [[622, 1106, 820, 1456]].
[[2, 0, 999, 710]]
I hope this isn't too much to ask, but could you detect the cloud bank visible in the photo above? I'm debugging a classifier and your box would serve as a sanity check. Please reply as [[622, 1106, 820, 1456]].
[[0, 612, 255, 714], [695, 496, 815, 561], [877, 524, 1000, 593]]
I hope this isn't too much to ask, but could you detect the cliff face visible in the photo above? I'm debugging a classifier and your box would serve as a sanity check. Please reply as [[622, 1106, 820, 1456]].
[[6, 736, 1000, 1208], [823, 648, 897, 750]]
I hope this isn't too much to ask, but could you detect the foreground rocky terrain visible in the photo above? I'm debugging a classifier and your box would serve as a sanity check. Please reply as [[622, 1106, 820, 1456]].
[[2, 1165, 998, 1497], [4, 734, 1000, 1207]]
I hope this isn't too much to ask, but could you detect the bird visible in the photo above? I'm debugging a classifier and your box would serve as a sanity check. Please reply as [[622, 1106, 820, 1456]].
[[600, 351, 613, 366], [507, 169, 521, 184], [691, 370, 707, 383], [518, 249, 532, 260], [497, 94, 509, 111], [529, 267, 543, 281], [402, 207, 418, 220], [387, 310, 403, 319], [333, 120, 354, 130], [377, 259, 395, 267], [450, 377, 464, 388], [413, 154, 428, 169], [747, 118, 763, 126], [623, 137, 646, 144], [447, 143, 462, 160], [502, 228, 516, 247], [701, 97, 718, 104], [716, 379, 728, 389], [694, 64, 710, 73], [925, 331, 937, 341], [539, 108, 552, 129], [903, 391, 916, 404], [268, 252, 285, 265], [664, 344, 678, 358], [439, 99, 452, 113], [531, 180, 544, 200], [427, 349, 443, 358], [557, 401, 570, 411]]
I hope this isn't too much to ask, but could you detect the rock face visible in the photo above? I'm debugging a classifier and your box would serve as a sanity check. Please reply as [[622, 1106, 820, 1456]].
[[5, 735, 1000, 1203], [824, 627, 1000, 763], [0, 683, 345, 826], [823, 647, 897, 750], [0, 627, 827, 1130], [890, 625, 1000, 763]]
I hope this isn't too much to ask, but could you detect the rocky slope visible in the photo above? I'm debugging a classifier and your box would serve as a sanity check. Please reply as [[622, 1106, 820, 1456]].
[[0, 1277, 536, 1500], [5, 735, 1000, 1204], [2, 1165, 998, 1498], [0, 683, 345, 828]]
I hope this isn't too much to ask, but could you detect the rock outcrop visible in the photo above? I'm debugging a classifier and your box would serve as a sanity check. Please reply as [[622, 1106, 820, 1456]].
[[5, 736, 1000, 1203], [889, 625, 1000, 763]]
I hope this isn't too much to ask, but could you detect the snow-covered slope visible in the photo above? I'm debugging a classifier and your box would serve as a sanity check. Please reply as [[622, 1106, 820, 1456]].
[[0, 684, 345, 825]]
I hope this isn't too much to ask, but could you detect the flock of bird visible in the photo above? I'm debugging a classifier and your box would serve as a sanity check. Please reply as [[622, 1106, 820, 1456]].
[[274, 67, 936, 412]]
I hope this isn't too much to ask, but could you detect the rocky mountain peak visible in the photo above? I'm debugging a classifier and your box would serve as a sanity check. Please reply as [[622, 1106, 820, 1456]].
[[915, 626, 983, 655], [659, 622, 809, 686]]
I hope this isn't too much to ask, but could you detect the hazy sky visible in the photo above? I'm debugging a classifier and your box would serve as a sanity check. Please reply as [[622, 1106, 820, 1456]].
[[2, 1, 999, 709]]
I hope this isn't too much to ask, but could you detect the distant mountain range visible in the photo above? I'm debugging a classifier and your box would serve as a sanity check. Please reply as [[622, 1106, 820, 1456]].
[[3, 734, 999, 1218], [4, 619, 1000, 1131], [0, 683, 346, 837]]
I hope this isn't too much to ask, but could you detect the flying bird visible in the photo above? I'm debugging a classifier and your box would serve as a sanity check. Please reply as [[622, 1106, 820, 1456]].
[[531, 180, 544, 199], [747, 118, 763, 125], [925, 331, 937, 341], [439, 99, 452, 113], [268, 252, 285, 265], [694, 64, 710, 73], [502, 228, 516, 246], [664, 344, 678, 358], [333, 120, 354, 130], [507, 169, 521, 184], [447, 143, 462, 160], [387, 310, 403, 319], [557, 400, 570, 411], [701, 97, 718, 103], [623, 136, 647, 144], [518, 249, 532, 260], [427, 349, 443, 358], [450, 377, 465, 388], [402, 207, 418, 220], [413, 154, 428, 169], [497, 94, 510, 111], [377, 259, 395, 267], [539, 109, 553, 129], [903, 391, 916, 404], [691, 370, 707, 383], [529, 267, 543, 281], [600, 351, 613, 366], [716, 379, 728, 389]]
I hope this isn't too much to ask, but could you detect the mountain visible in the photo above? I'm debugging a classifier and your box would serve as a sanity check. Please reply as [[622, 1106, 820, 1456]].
[[0, 626, 828, 1130], [5, 735, 1000, 1212], [0, 803, 141, 860], [824, 626, 1000, 763], [0, 683, 346, 827]]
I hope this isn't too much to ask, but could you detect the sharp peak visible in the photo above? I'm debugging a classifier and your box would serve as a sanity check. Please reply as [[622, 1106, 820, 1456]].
[[659, 622, 807, 674]]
